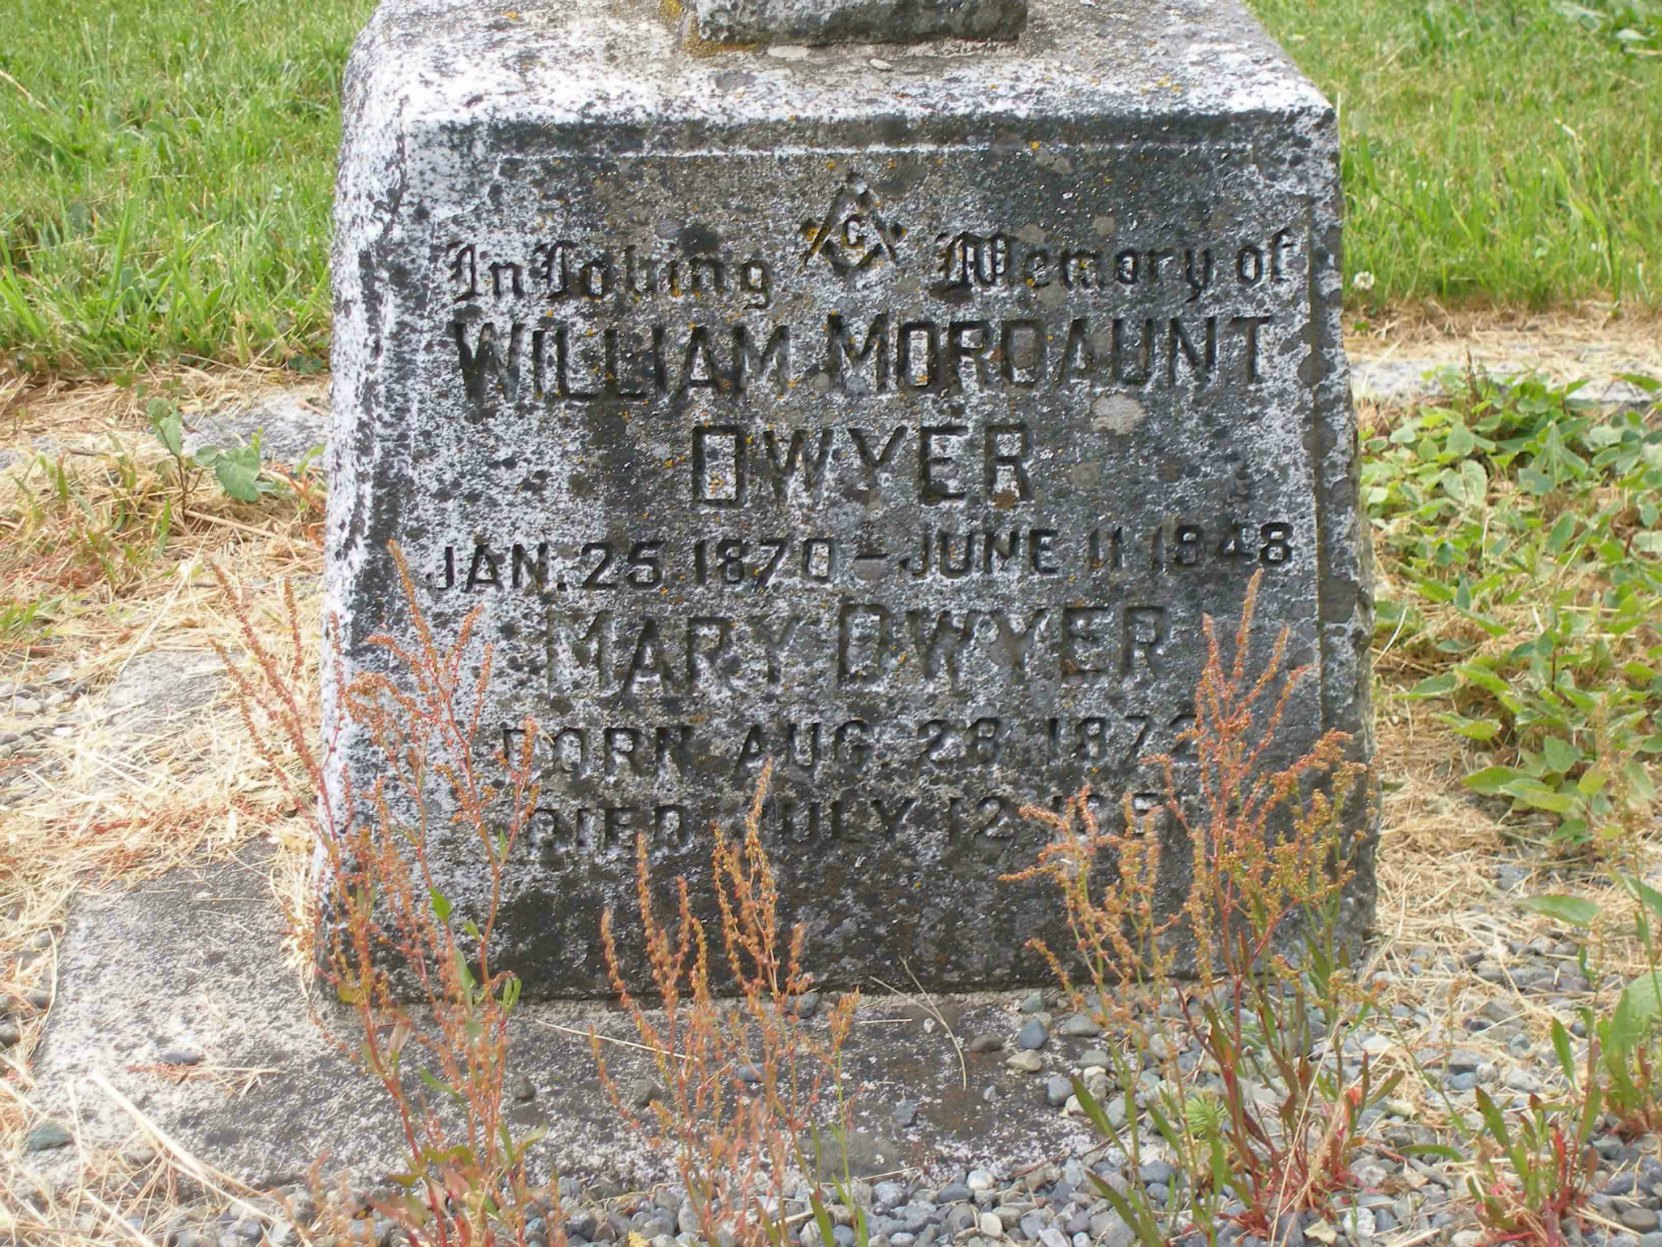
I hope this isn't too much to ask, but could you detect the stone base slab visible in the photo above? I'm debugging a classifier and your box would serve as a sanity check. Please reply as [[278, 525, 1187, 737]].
[[29, 851, 1099, 1191]]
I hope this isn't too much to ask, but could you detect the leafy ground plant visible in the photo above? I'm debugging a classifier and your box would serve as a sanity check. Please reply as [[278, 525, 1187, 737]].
[[596, 760, 860, 1247], [0, 413, 322, 655], [148, 397, 312, 504], [1368, 373, 1662, 858], [218, 545, 561, 1247], [1448, 872, 1662, 1245], [1462, 1016, 1601, 1247], [1009, 572, 1390, 1242], [1522, 879, 1662, 1138]]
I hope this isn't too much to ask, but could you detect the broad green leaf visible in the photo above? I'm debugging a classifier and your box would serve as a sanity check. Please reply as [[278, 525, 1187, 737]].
[[1454, 662, 1512, 697], [1438, 713, 1502, 742], [1542, 736, 1580, 773], [1551, 1018, 1577, 1083], [212, 444, 263, 502], [1069, 1076, 1115, 1139], [1459, 460, 1489, 505], [418, 1067, 463, 1100], [1624, 875, 1662, 929], [1518, 895, 1599, 927], [1618, 971, 1662, 1033], [1473, 1088, 1511, 1150], [1501, 780, 1577, 814], [1408, 672, 1459, 698], [148, 401, 184, 458], [1465, 765, 1522, 795]]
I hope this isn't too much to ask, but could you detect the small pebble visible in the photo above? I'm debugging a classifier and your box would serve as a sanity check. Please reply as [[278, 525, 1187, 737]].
[[626, 1078, 663, 1109], [1447, 1050, 1483, 1074], [1623, 1208, 1661, 1234], [1016, 1019, 1049, 1051], [23, 1121, 73, 1151], [1137, 1160, 1175, 1186]]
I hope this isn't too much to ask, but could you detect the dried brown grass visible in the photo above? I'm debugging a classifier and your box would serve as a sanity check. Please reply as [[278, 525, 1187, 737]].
[[1, 375, 324, 1243], [1348, 303, 1662, 383]]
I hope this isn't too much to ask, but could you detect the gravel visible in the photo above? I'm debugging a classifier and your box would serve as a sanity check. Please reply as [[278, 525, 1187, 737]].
[[41, 942, 1662, 1247]]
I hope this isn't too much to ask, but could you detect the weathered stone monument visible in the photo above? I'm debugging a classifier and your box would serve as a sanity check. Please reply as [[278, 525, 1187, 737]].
[[328, 0, 1374, 994]]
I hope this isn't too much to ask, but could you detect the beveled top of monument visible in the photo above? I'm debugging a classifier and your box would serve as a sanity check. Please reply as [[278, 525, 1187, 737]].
[[684, 0, 1027, 46], [349, 0, 1329, 149]]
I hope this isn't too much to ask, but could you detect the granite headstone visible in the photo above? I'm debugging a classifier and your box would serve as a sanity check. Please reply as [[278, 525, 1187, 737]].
[[327, 0, 1375, 995]]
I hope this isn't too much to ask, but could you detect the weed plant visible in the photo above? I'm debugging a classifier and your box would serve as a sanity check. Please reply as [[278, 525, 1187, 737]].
[[1009, 572, 1388, 1242], [597, 760, 860, 1247], [1523, 879, 1662, 1139], [218, 546, 560, 1247], [0, 402, 320, 653], [1367, 374, 1662, 858], [1462, 1025, 1602, 1247]]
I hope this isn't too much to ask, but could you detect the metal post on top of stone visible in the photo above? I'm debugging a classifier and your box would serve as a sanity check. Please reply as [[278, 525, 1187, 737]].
[[327, 0, 1377, 997]]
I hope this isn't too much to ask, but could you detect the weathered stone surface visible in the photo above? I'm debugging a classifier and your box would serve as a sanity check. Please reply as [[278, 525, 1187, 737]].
[[104, 650, 225, 738], [684, 0, 1027, 47], [29, 852, 1095, 1188], [328, 0, 1375, 997], [183, 385, 328, 467]]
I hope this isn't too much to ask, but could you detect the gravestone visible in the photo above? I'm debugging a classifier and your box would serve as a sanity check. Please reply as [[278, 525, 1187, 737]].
[[328, 0, 1375, 995]]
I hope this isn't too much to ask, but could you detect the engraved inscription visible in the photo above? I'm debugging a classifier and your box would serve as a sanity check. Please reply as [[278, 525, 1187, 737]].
[[410, 162, 1327, 867]]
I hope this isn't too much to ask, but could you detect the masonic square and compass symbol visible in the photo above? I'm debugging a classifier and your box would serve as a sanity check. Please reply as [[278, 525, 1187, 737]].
[[802, 174, 907, 277]]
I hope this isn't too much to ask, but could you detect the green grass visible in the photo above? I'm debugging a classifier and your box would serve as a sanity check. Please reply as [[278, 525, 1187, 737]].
[[0, 0, 372, 378], [1255, 0, 1662, 312], [0, 0, 1658, 378]]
